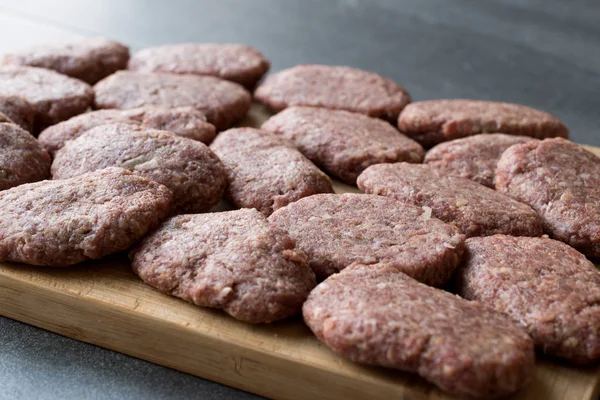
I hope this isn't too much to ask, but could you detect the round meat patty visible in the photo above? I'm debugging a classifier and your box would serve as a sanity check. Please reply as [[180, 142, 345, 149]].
[[0, 95, 35, 132], [357, 163, 543, 238], [268, 193, 465, 284], [0, 167, 172, 266], [0, 122, 50, 190], [456, 235, 600, 364], [38, 106, 216, 155], [93, 71, 251, 130], [254, 64, 410, 121], [128, 43, 269, 89], [496, 138, 600, 258], [130, 208, 316, 324], [303, 263, 534, 399], [0, 65, 94, 132], [424, 133, 536, 188], [398, 99, 569, 147], [261, 106, 424, 184], [51, 124, 226, 214], [210, 128, 333, 215], [1, 37, 129, 84]]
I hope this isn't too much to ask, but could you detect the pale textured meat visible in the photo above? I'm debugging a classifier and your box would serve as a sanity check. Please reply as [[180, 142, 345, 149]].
[[261, 106, 424, 184], [130, 208, 316, 324], [303, 264, 535, 399], [0, 95, 35, 132]]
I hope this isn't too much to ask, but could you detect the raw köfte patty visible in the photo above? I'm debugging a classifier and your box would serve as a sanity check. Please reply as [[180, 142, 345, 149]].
[[398, 99, 569, 147], [0, 95, 35, 132], [1, 37, 129, 84], [424, 133, 536, 188], [254, 64, 410, 121], [38, 106, 216, 155], [210, 128, 333, 215], [269, 193, 464, 284], [0, 122, 50, 190], [93, 71, 251, 130], [128, 43, 269, 89], [496, 138, 600, 258], [357, 163, 543, 238], [303, 263, 535, 399], [0, 66, 94, 132], [456, 235, 600, 364], [130, 208, 316, 324], [261, 106, 424, 184], [0, 167, 172, 266], [52, 124, 226, 214]]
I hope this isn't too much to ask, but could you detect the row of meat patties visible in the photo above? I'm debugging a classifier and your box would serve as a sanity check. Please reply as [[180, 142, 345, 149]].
[[1, 37, 599, 400]]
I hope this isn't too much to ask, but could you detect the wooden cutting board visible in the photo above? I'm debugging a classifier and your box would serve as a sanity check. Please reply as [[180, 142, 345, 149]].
[[1, 103, 599, 400]]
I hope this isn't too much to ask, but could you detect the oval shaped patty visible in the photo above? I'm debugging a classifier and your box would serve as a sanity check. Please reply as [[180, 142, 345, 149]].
[[51, 124, 226, 214], [0, 167, 172, 266], [261, 106, 424, 184], [254, 64, 410, 121], [398, 99, 568, 147], [128, 43, 269, 89], [0, 122, 50, 190], [496, 138, 600, 258], [1, 37, 129, 84], [0, 95, 35, 132], [93, 71, 251, 130], [303, 263, 535, 399], [210, 127, 333, 215], [130, 208, 316, 324], [357, 162, 543, 238]]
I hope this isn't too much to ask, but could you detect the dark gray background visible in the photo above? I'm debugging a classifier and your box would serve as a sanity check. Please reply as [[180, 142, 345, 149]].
[[0, 1, 598, 399]]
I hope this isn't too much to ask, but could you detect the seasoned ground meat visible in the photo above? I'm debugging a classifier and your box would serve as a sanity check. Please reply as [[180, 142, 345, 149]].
[[456, 235, 600, 363], [52, 124, 226, 214], [398, 99, 569, 147], [128, 43, 269, 89], [93, 71, 251, 130], [0, 66, 94, 132], [424, 133, 536, 188], [303, 263, 535, 399], [0, 122, 50, 190], [496, 138, 600, 258], [0, 95, 35, 132], [254, 64, 410, 121], [357, 163, 543, 238], [38, 107, 216, 155], [210, 128, 333, 215], [130, 208, 316, 323], [261, 106, 424, 184], [0, 167, 172, 266], [1, 37, 129, 84], [269, 193, 465, 284]]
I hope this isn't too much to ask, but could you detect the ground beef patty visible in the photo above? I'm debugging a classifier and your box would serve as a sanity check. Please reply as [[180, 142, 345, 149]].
[[210, 128, 333, 215], [1, 37, 129, 84], [456, 235, 600, 364], [52, 124, 226, 214], [261, 106, 424, 184], [269, 193, 464, 285], [0, 167, 172, 266], [130, 208, 316, 324], [0, 122, 50, 190], [38, 106, 216, 155], [93, 71, 251, 130], [0, 66, 94, 132], [303, 263, 534, 399], [424, 133, 536, 188], [357, 163, 543, 238], [0, 95, 35, 132], [128, 43, 269, 89], [254, 64, 410, 121], [496, 138, 600, 258], [398, 99, 569, 147]]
